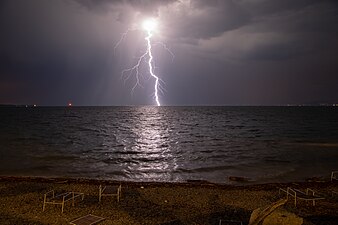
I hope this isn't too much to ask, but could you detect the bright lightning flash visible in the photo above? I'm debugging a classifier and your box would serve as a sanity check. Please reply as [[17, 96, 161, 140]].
[[142, 19, 157, 32], [117, 18, 169, 106], [142, 19, 160, 106]]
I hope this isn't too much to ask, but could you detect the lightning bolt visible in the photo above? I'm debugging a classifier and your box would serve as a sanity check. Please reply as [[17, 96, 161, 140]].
[[154, 42, 175, 63], [145, 29, 160, 106], [114, 29, 129, 54], [114, 20, 173, 106], [121, 52, 147, 95]]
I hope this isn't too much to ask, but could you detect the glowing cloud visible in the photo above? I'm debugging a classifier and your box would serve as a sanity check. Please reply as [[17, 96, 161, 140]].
[[142, 19, 158, 32]]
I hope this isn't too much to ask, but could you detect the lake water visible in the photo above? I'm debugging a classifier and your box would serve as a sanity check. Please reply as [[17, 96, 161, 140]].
[[0, 106, 337, 184]]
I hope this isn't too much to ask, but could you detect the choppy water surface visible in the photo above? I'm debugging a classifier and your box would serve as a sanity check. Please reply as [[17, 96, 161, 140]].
[[0, 106, 337, 184]]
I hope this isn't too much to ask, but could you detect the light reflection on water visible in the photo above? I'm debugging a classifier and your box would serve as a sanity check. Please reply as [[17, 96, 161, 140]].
[[0, 106, 338, 183], [126, 107, 178, 181]]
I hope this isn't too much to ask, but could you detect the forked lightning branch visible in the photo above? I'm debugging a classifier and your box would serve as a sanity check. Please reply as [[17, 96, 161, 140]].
[[115, 18, 172, 106]]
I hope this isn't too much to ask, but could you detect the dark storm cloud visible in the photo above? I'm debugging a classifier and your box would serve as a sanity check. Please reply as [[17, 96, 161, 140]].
[[159, 0, 251, 40], [0, 0, 116, 105], [196, 0, 338, 61], [238, 0, 336, 16], [0, 0, 338, 105]]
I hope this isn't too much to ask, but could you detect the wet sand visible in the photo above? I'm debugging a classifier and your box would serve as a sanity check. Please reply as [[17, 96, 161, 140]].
[[0, 176, 337, 225]]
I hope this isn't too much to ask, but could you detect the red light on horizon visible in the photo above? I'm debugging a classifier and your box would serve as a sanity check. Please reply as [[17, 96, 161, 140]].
[[68, 102, 72, 107]]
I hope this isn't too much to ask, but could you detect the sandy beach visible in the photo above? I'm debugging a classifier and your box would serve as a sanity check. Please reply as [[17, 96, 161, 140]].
[[0, 176, 337, 225]]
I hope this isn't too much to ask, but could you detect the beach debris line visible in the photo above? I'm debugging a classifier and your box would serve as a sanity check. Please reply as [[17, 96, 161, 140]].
[[228, 176, 250, 182]]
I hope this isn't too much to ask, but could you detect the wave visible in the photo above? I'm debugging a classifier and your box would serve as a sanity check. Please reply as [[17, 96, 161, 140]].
[[174, 165, 235, 174], [1, 106, 338, 183]]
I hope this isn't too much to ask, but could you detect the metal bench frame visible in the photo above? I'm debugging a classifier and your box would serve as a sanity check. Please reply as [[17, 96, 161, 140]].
[[99, 184, 121, 203], [70, 214, 105, 225], [331, 171, 338, 181], [282, 187, 325, 207], [43, 190, 84, 213]]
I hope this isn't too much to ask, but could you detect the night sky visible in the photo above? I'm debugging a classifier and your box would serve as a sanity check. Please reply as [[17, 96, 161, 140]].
[[1, 0, 338, 106]]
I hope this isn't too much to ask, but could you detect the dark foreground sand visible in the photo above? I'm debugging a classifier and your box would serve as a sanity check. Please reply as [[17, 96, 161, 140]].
[[0, 176, 337, 225]]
